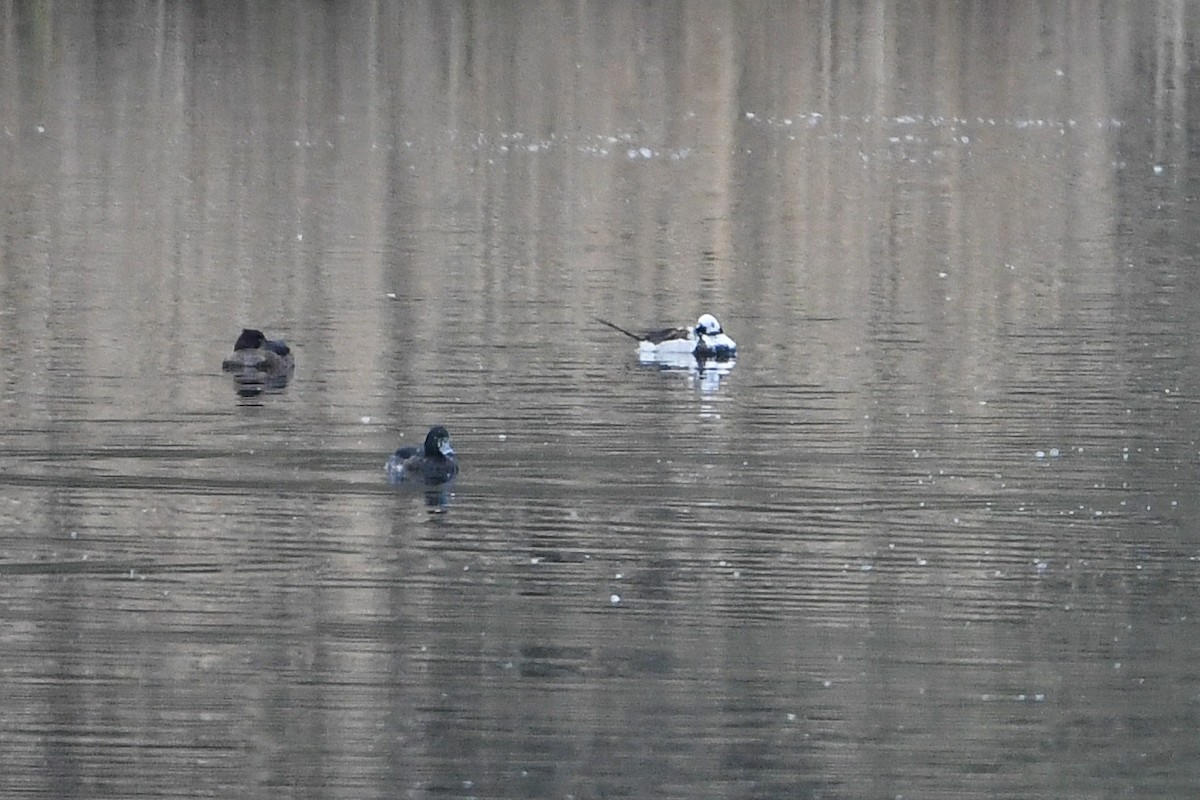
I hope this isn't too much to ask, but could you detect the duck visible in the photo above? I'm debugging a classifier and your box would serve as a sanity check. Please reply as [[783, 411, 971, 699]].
[[386, 426, 459, 484], [597, 314, 737, 358], [221, 328, 294, 373]]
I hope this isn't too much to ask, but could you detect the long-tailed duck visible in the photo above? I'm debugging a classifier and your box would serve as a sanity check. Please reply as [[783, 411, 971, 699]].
[[597, 314, 737, 358]]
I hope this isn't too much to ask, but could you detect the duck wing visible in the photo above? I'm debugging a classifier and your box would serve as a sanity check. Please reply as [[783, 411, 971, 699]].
[[642, 326, 693, 345], [264, 339, 291, 357], [597, 318, 693, 345]]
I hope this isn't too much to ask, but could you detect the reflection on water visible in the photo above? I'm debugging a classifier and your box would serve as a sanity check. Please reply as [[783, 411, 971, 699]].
[[3, 2, 1200, 799], [224, 364, 295, 398], [638, 350, 737, 394]]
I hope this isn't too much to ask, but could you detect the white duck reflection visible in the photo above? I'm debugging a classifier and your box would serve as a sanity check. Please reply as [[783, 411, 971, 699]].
[[637, 348, 736, 393]]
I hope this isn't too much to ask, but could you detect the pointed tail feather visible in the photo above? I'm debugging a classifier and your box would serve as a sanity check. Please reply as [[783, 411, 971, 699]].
[[595, 318, 643, 341]]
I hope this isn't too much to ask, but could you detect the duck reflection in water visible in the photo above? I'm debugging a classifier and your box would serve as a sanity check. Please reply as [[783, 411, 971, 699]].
[[386, 426, 459, 511], [221, 328, 295, 397], [639, 349, 736, 392]]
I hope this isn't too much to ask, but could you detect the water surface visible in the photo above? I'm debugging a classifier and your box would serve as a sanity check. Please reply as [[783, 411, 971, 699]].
[[2, 2, 1200, 798]]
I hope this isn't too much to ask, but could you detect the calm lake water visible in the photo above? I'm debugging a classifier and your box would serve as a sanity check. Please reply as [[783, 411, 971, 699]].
[[3, 2, 1200, 798]]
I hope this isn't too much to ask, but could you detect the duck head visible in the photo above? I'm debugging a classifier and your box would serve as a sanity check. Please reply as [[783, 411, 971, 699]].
[[695, 314, 723, 336], [423, 426, 455, 458], [232, 328, 268, 351]]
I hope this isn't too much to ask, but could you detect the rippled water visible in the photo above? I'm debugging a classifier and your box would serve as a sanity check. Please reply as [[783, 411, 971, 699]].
[[3, 2, 1200, 799]]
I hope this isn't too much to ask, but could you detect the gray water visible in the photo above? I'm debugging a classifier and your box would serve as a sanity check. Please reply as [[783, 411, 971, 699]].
[[3, 2, 1200, 798]]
